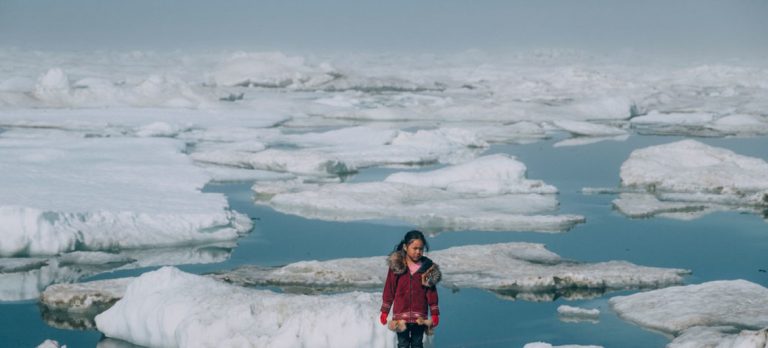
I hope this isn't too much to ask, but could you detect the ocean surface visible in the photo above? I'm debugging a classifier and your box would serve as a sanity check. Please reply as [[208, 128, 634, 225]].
[[3, 134, 766, 348]]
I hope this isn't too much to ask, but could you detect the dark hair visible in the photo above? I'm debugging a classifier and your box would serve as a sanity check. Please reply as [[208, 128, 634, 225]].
[[393, 230, 429, 252]]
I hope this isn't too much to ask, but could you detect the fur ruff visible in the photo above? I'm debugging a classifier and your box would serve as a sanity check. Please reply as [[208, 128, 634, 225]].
[[387, 318, 435, 336], [386, 251, 442, 287]]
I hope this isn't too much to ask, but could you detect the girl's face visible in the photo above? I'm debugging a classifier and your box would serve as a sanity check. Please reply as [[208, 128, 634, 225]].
[[404, 239, 424, 263]]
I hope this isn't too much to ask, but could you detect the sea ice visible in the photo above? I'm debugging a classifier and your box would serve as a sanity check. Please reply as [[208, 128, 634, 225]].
[[95, 267, 393, 348], [668, 326, 768, 348], [557, 305, 600, 321], [256, 154, 584, 232], [609, 280, 768, 335], [0, 243, 235, 301], [523, 342, 602, 348], [0, 135, 251, 257], [612, 140, 768, 219], [215, 242, 688, 300]]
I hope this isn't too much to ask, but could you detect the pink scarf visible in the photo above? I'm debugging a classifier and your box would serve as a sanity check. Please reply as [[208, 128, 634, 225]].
[[408, 261, 422, 275]]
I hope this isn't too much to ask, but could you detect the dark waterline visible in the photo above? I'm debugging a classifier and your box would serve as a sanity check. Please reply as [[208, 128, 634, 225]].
[[3, 135, 767, 347]]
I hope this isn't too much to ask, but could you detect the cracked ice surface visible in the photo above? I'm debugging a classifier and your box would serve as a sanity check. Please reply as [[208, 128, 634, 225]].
[[95, 267, 393, 348], [255, 154, 584, 232], [0, 134, 251, 257], [215, 242, 688, 299]]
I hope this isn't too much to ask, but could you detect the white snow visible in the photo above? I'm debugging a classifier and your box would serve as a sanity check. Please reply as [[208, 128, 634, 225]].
[[551, 120, 627, 137], [620, 140, 768, 206], [210, 51, 335, 88], [668, 326, 768, 348], [0, 134, 251, 256], [609, 280, 768, 336], [95, 267, 393, 348], [257, 154, 583, 232], [216, 242, 689, 298], [523, 343, 602, 348], [36, 339, 66, 348], [557, 305, 600, 318]]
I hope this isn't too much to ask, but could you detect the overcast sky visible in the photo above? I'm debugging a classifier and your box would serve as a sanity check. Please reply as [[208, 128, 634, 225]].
[[1, 0, 766, 56]]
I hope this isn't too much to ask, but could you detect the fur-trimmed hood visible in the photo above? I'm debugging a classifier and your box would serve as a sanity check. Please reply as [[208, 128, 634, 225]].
[[387, 251, 442, 287]]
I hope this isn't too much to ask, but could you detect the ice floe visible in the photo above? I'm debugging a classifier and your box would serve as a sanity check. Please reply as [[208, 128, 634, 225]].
[[0, 243, 235, 302], [190, 126, 487, 177], [668, 326, 768, 348], [255, 154, 584, 232], [215, 242, 688, 300], [557, 305, 600, 324], [0, 134, 251, 257], [523, 342, 602, 348], [610, 280, 768, 336], [608, 140, 768, 220], [95, 267, 393, 348], [40, 278, 134, 330]]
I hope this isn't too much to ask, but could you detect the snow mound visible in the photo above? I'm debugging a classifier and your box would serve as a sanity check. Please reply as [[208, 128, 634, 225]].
[[95, 267, 393, 348]]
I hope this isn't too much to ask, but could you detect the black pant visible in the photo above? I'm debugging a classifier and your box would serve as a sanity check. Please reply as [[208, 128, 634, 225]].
[[397, 323, 425, 348]]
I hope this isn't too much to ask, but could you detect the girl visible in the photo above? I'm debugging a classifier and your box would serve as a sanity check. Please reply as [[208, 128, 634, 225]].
[[379, 230, 441, 348]]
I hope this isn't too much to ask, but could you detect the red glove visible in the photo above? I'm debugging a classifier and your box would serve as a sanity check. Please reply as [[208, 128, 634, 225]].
[[432, 315, 439, 328], [380, 312, 388, 326]]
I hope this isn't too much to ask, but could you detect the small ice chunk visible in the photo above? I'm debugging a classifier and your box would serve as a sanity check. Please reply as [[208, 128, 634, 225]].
[[708, 114, 768, 135], [557, 305, 600, 323], [41, 278, 134, 313], [609, 280, 768, 335], [95, 267, 393, 348], [36, 339, 66, 348], [523, 342, 603, 348]]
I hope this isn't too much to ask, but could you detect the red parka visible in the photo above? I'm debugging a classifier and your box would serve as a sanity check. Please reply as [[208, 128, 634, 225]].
[[380, 251, 441, 322]]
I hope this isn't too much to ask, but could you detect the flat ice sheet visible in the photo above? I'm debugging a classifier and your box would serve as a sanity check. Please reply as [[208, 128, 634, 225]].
[[216, 242, 688, 300], [609, 280, 768, 335], [256, 154, 584, 232], [95, 267, 393, 348], [0, 133, 251, 256]]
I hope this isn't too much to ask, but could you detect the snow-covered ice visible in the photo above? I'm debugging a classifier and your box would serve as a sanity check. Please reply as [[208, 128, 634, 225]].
[[557, 305, 600, 323], [0, 242, 235, 302], [256, 154, 583, 232], [523, 343, 602, 348], [611, 140, 768, 219], [216, 242, 688, 300], [668, 326, 768, 348], [95, 267, 393, 348], [609, 280, 768, 336], [0, 133, 251, 256]]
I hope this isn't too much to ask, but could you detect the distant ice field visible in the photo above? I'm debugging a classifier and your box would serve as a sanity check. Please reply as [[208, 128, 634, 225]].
[[1, 48, 768, 348]]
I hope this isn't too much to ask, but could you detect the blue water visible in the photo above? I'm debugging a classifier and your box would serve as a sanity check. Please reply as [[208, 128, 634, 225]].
[[3, 134, 767, 347]]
